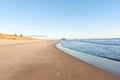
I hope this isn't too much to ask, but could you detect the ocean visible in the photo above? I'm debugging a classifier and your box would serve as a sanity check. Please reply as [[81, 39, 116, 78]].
[[56, 38, 120, 76]]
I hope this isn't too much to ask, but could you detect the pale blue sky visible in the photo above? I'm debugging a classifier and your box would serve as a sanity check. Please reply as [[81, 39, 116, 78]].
[[0, 0, 120, 39]]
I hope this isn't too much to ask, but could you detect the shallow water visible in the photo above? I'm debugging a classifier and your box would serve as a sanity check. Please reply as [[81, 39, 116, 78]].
[[60, 39, 120, 61]]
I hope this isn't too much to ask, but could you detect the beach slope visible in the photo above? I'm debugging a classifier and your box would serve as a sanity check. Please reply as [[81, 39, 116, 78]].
[[0, 40, 119, 80]]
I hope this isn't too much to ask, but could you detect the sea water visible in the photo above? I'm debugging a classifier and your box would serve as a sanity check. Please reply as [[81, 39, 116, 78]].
[[56, 38, 120, 76]]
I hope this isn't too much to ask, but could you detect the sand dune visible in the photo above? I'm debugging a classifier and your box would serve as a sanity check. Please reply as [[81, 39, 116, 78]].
[[0, 33, 35, 40], [0, 40, 119, 80]]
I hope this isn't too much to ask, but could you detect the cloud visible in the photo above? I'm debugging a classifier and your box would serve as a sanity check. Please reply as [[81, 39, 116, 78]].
[[26, 35, 46, 37]]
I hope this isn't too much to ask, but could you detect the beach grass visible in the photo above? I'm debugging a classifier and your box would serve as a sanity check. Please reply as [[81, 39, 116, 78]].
[[0, 33, 35, 40]]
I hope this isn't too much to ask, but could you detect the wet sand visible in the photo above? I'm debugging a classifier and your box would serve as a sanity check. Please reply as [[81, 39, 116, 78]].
[[0, 40, 119, 80]]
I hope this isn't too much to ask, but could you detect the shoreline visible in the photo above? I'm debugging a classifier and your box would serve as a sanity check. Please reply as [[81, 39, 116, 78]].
[[56, 43, 120, 76], [0, 40, 119, 80]]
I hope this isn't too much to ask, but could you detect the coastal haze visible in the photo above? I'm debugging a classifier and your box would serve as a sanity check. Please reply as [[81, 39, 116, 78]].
[[0, 0, 120, 80]]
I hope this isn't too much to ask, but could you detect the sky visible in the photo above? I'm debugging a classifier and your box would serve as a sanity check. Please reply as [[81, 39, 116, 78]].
[[0, 0, 120, 39]]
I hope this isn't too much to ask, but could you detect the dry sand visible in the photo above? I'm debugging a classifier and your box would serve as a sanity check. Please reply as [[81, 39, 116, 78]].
[[0, 40, 119, 80]]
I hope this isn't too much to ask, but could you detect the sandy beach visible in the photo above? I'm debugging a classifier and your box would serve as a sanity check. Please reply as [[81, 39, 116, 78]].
[[0, 40, 119, 80]]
